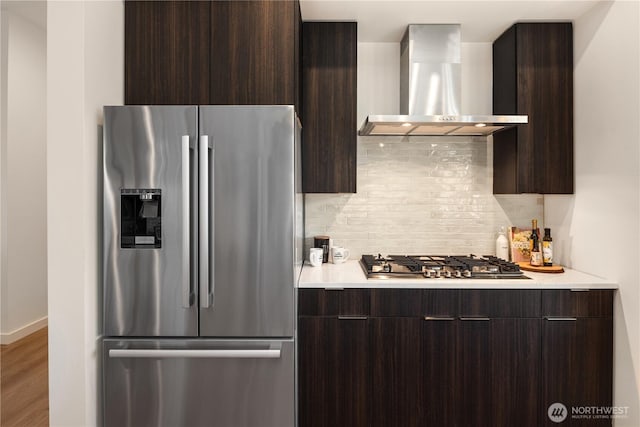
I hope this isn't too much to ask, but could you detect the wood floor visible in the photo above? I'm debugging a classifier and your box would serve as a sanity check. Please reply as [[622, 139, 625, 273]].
[[0, 327, 49, 426]]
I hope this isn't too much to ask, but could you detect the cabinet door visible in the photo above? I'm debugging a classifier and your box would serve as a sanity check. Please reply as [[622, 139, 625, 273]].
[[459, 318, 541, 427], [492, 319, 541, 427], [422, 318, 458, 427], [493, 23, 573, 194], [371, 318, 423, 427], [542, 317, 613, 426], [517, 23, 573, 194], [298, 317, 370, 427], [458, 318, 493, 426], [301, 22, 357, 193], [210, 0, 299, 106], [124, 1, 211, 105]]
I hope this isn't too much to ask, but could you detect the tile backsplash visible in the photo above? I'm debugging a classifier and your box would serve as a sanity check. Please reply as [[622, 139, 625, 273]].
[[305, 136, 543, 258]]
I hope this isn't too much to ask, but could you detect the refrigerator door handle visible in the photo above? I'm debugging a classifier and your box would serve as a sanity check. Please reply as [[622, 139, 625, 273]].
[[108, 347, 281, 359], [181, 135, 193, 308], [199, 135, 213, 308]]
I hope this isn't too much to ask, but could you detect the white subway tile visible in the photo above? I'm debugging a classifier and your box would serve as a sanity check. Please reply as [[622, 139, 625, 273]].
[[306, 138, 543, 256]]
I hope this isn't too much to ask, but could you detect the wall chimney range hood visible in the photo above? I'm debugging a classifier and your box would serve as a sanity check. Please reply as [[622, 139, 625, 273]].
[[359, 24, 527, 137]]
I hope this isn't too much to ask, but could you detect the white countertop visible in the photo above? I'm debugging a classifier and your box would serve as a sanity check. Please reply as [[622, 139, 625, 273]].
[[298, 260, 618, 290]]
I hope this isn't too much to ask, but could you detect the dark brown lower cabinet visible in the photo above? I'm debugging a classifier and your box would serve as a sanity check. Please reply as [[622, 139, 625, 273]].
[[298, 317, 370, 427], [458, 318, 494, 426], [422, 318, 458, 426], [371, 318, 423, 427], [298, 289, 613, 427], [542, 317, 613, 426], [491, 319, 541, 427], [372, 317, 540, 427]]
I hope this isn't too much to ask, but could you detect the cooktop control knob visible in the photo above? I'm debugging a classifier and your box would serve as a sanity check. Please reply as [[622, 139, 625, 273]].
[[454, 270, 462, 278], [463, 270, 472, 278], [444, 270, 452, 278]]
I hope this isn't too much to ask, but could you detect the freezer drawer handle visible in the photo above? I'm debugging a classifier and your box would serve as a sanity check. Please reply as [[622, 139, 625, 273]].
[[108, 348, 281, 359], [199, 135, 214, 308], [545, 317, 578, 321]]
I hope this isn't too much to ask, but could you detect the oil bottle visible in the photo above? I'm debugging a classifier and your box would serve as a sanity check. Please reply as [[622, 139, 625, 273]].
[[542, 228, 553, 266]]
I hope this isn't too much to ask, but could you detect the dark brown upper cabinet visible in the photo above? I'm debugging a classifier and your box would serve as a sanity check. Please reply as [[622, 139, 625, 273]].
[[125, 1, 211, 105], [125, 0, 300, 108], [493, 23, 574, 194], [210, 0, 300, 107], [302, 22, 357, 193]]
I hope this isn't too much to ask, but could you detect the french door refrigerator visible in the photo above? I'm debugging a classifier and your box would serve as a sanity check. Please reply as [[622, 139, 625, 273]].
[[102, 105, 303, 427]]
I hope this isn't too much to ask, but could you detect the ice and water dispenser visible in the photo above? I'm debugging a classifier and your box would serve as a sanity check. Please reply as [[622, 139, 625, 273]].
[[120, 189, 162, 248]]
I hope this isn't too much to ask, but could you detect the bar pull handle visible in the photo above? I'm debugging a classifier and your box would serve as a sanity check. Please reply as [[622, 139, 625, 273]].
[[199, 135, 213, 308], [109, 348, 281, 359], [545, 317, 578, 321], [424, 316, 456, 321], [459, 317, 491, 321], [181, 135, 193, 308], [209, 139, 215, 306], [337, 316, 368, 320]]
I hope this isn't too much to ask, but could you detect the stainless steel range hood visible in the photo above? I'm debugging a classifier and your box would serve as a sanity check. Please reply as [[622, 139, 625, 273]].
[[359, 24, 527, 137]]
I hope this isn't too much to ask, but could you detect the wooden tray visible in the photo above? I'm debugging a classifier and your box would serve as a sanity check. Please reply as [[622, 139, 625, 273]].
[[517, 262, 564, 273]]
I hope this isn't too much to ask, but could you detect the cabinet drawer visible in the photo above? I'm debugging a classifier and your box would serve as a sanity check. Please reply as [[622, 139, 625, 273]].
[[460, 290, 541, 318], [370, 289, 458, 316], [542, 290, 613, 317], [298, 289, 370, 316], [370, 289, 423, 316]]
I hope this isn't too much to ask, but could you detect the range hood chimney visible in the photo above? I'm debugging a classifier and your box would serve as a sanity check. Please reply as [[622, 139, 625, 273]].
[[359, 24, 527, 137]]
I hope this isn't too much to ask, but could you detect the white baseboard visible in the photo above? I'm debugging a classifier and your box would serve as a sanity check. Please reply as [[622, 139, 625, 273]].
[[0, 316, 48, 345]]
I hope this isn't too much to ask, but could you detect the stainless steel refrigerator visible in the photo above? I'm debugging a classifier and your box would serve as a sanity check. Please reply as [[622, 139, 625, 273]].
[[102, 105, 303, 427]]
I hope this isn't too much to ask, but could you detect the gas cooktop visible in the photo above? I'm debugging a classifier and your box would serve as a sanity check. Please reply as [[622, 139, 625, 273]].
[[360, 254, 528, 279]]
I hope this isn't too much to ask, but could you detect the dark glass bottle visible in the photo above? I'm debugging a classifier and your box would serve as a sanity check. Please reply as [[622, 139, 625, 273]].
[[530, 219, 542, 266]]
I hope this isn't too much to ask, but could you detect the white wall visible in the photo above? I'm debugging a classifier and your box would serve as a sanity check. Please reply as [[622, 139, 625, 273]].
[[544, 1, 640, 425], [307, 41, 543, 256], [0, 4, 48, 344], [0, 6, 8, 347], [47, 1, 123, 425]]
